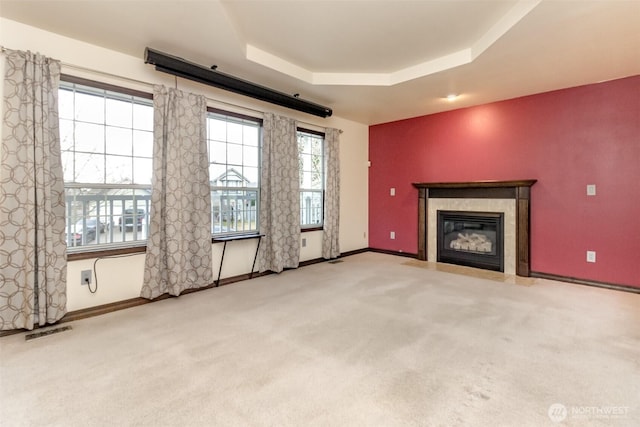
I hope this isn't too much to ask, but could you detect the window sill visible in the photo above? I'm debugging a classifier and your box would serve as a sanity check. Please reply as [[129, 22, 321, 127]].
[[67, 245, 146, 261], [67, 228, 323, 261]]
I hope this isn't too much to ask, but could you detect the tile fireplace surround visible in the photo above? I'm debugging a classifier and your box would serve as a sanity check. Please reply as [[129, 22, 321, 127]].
[[412, 180, 537, 277]]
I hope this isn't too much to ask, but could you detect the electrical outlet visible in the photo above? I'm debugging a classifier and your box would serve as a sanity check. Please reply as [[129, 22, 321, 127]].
[[301, 238, 307, 247], [586, 251, 596, 263], [390, 231, 396, 240], [81, 270, 92, 285]]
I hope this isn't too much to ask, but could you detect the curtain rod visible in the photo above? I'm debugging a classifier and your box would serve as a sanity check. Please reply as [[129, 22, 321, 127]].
[[1, 45, 342, 133]]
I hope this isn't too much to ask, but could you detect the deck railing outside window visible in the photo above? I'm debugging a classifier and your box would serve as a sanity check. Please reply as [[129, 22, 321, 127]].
[[65, 187, 151, 250]]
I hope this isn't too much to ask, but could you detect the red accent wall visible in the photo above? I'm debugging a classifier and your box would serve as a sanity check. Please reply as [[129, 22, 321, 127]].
[[369, 75, 640, 288]]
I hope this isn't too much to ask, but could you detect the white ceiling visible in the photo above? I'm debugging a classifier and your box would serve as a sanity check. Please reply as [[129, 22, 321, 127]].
[[1, 0, 639, 125]]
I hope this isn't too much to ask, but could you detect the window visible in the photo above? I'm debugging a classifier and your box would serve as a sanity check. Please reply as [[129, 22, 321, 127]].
[[298, 129, 324, 228], [59, 78, 154, 251], [207, 110, 261, 236]]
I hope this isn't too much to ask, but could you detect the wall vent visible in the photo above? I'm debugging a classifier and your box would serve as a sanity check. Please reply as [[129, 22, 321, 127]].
[[25, 326, 72, 341]]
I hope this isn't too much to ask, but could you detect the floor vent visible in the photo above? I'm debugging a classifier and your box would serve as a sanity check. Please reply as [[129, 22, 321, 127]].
[[25, 326, 72, 341], [327, 259, 344, 264]]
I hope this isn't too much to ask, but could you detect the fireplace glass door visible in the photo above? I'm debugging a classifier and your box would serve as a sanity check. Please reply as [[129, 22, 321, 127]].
[[437, 211, 504, 272]]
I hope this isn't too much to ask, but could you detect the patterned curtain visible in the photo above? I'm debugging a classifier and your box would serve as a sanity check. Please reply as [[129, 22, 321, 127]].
[[141, 86, 212, 299], [0, 50, 67, 330], [322, 128, 340, 259], [258, 113, 300, 273]]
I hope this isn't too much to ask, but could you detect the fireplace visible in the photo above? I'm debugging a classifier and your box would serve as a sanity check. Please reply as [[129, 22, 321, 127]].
[[412, 180, 536, 276], [437, 211, 504, 272]]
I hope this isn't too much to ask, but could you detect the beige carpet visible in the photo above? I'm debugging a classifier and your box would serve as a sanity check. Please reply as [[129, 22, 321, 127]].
[[1, 252, 639, 426]]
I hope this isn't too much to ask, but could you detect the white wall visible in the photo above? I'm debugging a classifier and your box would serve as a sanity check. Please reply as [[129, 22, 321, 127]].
[[0, 18, 369, 312]]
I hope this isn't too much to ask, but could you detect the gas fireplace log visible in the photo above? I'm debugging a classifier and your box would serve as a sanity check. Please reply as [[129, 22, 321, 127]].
[[450, 232, 492, 253]]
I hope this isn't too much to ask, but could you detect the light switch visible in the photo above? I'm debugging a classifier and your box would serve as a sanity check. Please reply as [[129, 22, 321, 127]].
[[390, 188, 396, 196], [587, 184, 596, 196], [390, 231, 396, 240]]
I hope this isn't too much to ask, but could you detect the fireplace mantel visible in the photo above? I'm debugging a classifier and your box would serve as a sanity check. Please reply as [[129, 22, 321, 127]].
[[412, 180, 537, 276]]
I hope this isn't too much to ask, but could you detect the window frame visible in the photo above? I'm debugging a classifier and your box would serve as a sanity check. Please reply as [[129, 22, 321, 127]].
[[60, 75, 154, 259], [297, 127, 325, 230], [207, 108, 263, 238]]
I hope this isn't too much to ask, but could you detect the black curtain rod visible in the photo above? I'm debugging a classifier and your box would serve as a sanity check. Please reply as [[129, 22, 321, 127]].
[[144, 47, 332, 118]]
